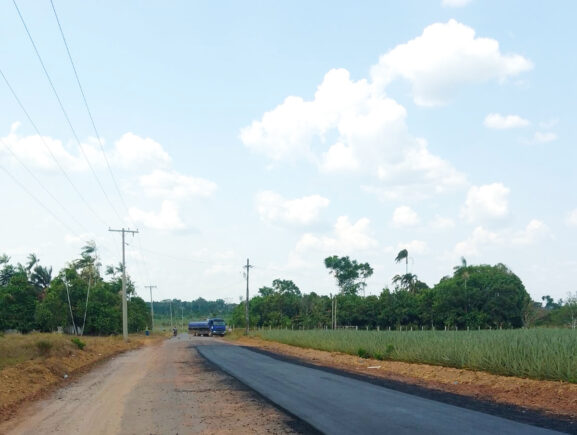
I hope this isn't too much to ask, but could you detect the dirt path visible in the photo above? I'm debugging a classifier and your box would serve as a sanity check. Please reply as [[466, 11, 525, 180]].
[[0, 335, 313, 434]]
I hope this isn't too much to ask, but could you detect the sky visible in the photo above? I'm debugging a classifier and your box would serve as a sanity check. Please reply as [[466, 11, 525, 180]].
[[0, 0, 576, 305]]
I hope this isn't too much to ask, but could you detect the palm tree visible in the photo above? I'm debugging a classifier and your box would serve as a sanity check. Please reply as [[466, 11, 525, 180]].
[[392, 272, 419, 293], [453, 257, 470, 314], [395, 249, 409, 274]]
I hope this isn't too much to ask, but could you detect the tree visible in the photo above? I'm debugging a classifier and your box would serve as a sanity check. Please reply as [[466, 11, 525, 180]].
[[0, 272, 37, 332], [395, 249, 409, 274], [324, 256, 373, 296]]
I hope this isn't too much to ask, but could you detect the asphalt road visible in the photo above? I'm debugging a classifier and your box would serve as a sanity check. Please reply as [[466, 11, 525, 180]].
[[198, 343, 563, 435]]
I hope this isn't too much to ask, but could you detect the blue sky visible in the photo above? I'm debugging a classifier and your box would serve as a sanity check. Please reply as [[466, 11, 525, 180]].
[[1, 0, 575, 304]]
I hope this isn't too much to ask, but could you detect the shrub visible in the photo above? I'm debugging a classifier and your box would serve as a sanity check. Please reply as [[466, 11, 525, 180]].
[[36, 340, 53, 355], [357, 348, 369, 358], [71, 337, 86, 350]]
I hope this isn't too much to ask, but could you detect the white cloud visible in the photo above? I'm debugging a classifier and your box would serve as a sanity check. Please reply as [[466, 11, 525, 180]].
[[567, 209, 577, 227], [392, 206, 420, 227], [484, 113, 529, 129], [1, 126, 88, 171], [139, 169, 217, 199], [512, 219, 552, 245], [128, 200, 185, 230], [112, 132, 171, 170], [320, 142, 359, 172], [295, 216, 377, 254], [241, 68, 466, 199], [371, 20, 533, 106], [461, 183, 510, 222], [256, 191, 330, 226], [442, 0, 472, 7], [532, 131, 558, 143], [454, 226, 502, 256]]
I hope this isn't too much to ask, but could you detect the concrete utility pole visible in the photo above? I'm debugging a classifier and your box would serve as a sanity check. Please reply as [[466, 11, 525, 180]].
[[145, 285, 156, 332], [109, 227, 138, 341], [244, 258, 253, 335]]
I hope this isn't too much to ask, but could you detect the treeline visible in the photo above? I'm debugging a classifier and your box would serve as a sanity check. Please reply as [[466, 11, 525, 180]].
[[0, 243, 150, 334], [231, 255, 577, 330], [150, 298, 236, 324]]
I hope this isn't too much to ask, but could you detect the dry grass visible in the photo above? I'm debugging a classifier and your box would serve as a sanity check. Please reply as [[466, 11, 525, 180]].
[[0, 332, 166, 422]]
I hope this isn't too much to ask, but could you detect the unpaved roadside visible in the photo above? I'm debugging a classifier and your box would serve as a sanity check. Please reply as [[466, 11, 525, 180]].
[[0, 335, 314, 434]]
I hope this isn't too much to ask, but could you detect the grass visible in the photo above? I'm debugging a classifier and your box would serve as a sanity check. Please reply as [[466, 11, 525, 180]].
[[253, 328, 577, 383], [0, 331, 166, 371]]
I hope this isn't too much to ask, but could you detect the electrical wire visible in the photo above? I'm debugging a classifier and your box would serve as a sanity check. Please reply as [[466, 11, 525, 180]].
[[48, 0, 155, 291], [49, 0, 131, 221], [12, 0, 123, 224], [0, 67, 108, 228], [0, 162, 80, 236]]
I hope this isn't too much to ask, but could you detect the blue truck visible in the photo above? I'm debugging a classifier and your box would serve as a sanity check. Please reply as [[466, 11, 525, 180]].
[[188, 318, 227, 337]]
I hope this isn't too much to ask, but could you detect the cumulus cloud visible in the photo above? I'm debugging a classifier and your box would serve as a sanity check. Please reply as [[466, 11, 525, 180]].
[[461, 183, 510, 222], [512, 219, 551, 245], [567, 209, 577, 227], [256, 191, 330, 226], [139, 169, 217, 199], [370, 20, 533, 106], [128, 200, 185, 230], [1, 124, 89, 171], [484, 113, 530, 129], [112, 132, 171, 170], [454, 226, 502, 256], [295, 216, 377, 254], [241, 68, 466, 199], [442, 0, 472, 7], [392, 206, 420, 227]]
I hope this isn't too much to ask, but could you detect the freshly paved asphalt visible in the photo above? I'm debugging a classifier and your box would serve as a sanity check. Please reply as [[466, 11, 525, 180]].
[[197, 344, 563, 435]]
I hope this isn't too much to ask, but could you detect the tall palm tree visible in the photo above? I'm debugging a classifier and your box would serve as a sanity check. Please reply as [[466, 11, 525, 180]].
[[395, 249, 409, 274], [392, 272, 418, 293], [453, 257, 470, 314]]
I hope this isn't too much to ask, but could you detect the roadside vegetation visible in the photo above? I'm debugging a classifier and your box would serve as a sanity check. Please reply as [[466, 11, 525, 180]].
[[253, 328, 577, 383], [0, 331, 164, 421], [0, 243, 150, 335], [231, 253, 577, 331]]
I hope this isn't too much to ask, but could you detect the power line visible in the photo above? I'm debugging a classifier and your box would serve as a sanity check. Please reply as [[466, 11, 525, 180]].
[[49, 0, 131, 221], [49, 1, 175, 295], [48, 0, 156, 293], [0, 162, 79, 236], [0, 67, 108, 228], [12, 0, 123, 224], [0, 136, 92, 236]]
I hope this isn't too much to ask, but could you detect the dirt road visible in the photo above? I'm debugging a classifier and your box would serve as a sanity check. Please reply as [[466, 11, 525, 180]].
[[0, 335, 314, 434]]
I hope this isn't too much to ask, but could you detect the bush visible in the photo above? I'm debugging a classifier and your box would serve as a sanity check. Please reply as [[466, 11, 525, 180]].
[[357, 348, 369, 358], [36, 340, 53, 355], [70, 337, 86, 350]]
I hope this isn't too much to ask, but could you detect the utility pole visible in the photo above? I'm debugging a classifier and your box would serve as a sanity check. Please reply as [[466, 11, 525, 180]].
[[109, 227, 138, 341], [144, 285, 156, 332], [244, 258, 253, 335]]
